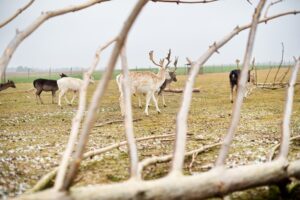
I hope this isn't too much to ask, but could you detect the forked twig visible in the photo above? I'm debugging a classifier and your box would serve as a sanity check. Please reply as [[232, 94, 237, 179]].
[[264, 0, 283, 18]]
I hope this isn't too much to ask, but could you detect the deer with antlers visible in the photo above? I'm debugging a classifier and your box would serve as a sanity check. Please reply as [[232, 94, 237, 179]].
[[116, 49, 178, 115]]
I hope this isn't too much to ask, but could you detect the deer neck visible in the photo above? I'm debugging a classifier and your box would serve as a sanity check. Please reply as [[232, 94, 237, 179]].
[[156, 68, 167, 88]]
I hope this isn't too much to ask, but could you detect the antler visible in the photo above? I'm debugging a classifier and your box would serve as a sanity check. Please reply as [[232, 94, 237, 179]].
[[165, 49, 172, 68], [149, 50, 162, 67], [173, 56, 178, 71]]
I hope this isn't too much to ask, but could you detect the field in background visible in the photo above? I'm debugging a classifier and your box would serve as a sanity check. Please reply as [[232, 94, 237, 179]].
[[0, 68, 299, 199], [4, 64, 292, 83]]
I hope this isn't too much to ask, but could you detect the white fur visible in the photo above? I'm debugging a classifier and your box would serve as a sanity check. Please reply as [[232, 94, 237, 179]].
[[57, 77, 93, 107]]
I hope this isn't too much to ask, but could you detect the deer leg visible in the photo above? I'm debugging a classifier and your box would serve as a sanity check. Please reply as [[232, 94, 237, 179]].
[[58, 90, 66, 107], [144, 92, 152, 116], [230, 85, 234, 103], [162, 93, 167, 107], [70, 91, 77, 105], [51, 91, 56, 104], [36, 90, 43, 104], [151, 93, 161, 114], [138, 95, 142, 108]]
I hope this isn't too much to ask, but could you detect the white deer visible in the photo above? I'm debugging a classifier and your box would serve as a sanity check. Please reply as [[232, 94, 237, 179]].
[[116, 49, 177, 115]]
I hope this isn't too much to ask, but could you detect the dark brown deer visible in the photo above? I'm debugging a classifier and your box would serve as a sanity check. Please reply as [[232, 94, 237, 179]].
[[229, 69, 255, 103], [0, 80, 16, 91], [33, 73, 67, 104]]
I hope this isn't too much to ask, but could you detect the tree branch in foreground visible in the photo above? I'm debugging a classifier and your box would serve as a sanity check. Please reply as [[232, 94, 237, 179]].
[[19, 160, 300, 200], [54, 37, 117, 191], [0, 0, 35, 28], [215, 0, 266, 166], [120, 44, 139, 179]]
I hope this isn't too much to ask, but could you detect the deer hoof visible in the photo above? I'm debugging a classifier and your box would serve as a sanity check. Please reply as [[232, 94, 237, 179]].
[[163, 104, 167, 107]]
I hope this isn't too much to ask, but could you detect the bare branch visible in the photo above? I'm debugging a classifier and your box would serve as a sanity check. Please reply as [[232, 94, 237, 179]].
[[278, 57, 300, 159], [0, 0, 110, 83], [54, 37, 117, 191], [273, 42, 284, 84], [20, 160, 300, 200], [216, 0, 267, 167], [269, 134, 300, 161], [151, 0, 218, 4], [61, 0, 148, 190], [264, 0, 283, 18], [0, 0, 35, 28], [120, 44, 139, 179], [138, 143, 220, 178]]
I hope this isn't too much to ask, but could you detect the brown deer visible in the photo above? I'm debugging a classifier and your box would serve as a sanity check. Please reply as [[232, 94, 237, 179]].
[[116, 49, 177, 115], [0, 80, 16, 91]]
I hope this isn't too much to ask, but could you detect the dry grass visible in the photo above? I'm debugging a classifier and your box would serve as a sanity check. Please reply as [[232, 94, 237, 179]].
[[0, 69, 299, 199]]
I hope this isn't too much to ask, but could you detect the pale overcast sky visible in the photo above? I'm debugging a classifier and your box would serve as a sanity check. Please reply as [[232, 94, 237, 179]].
[[0, 0, 299, 70]]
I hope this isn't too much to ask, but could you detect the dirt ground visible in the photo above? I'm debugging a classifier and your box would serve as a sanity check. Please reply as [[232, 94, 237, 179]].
[[0, 69, 299, 199]]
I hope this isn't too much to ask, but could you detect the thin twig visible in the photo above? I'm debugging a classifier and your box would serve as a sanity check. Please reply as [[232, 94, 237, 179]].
[[273, 42, 284, 84], [216, 0, 267, 167], [0, 0, 35, 28], [62, 0, 149, 190], [278, 57, 300, 159], [94, 118, 142, 127], [269, 135, 300, 161], [138, 143, 220, 178]]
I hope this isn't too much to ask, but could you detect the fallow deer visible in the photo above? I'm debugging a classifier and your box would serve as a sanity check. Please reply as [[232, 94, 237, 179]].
[[229, 62, 256, 103], [116, 49, 177, 115]]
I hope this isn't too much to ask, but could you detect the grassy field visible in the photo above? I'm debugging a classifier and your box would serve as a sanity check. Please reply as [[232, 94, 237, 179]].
[[5, 64, 291, 83], [0, 69, 300, 199]]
